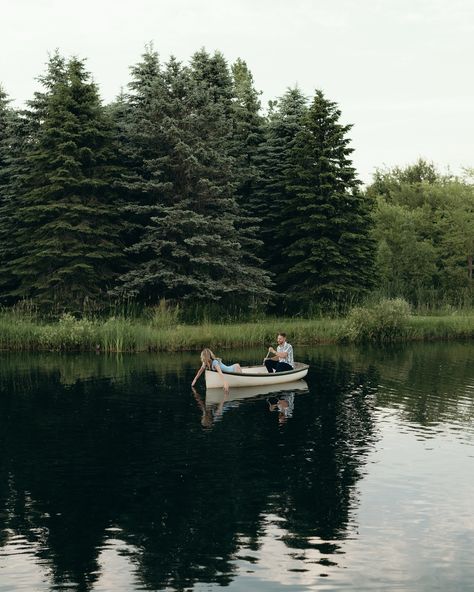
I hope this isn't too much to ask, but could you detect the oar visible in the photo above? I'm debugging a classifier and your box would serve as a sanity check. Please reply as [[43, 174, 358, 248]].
[[263, 348, 273, 364]]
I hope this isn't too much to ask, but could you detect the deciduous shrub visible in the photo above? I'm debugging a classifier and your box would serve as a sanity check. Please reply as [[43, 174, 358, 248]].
[[341, 298, 411, 343]]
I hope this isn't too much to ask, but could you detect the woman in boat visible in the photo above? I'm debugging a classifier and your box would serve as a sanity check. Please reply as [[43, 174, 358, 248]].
[[191, 348, 242, 392]]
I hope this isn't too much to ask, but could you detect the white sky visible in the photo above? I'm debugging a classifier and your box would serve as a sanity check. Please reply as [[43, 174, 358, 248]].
[[1, 0, 473, 183]]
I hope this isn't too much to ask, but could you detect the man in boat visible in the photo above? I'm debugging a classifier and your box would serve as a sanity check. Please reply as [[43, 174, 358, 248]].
[[264, 333, 294, 373]]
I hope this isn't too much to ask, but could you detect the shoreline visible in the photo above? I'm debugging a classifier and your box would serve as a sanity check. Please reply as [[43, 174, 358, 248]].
[[1, 314, 474, 353]]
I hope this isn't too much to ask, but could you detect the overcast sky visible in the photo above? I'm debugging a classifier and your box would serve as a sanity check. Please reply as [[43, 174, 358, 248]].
[[1, 0, 473, 182]]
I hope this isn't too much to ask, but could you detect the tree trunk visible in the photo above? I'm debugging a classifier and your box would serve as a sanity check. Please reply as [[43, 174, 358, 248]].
[[468, 254, 473, 282]]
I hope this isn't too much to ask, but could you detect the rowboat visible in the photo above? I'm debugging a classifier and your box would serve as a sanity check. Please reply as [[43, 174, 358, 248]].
[[205, 362, 309, 389], [206, 379, 309, 404]]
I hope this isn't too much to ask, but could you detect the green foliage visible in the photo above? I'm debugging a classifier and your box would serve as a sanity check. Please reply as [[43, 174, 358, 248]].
[[282, 89, 376, 306], [2, 50, 473, 320], [436, 182, 474, 290], [369, 160, 474, 305], [0, 307, 342, 352], [367, 159, 441, 202], [341, 298, 411, 343], [373, 200, 437, 296], [38, 313, 96, 350], [0, 55, 125, 311], [229, 58, 267, 273], [255, 88, 308, 288], [1, 305, 474, 353], [0, 85, 11, 192], [111, 48, 271, 306], [0, 85, 26, 301]]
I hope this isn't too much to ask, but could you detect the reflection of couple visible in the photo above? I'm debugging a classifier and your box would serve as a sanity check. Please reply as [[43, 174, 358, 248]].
[[192, 386, 296, 428]]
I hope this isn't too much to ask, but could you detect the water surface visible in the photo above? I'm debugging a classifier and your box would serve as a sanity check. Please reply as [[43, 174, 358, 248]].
[[0, 343, 473, 591]]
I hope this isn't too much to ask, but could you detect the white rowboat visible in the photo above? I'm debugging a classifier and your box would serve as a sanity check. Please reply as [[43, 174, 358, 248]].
[[205, 362, 309, 389]]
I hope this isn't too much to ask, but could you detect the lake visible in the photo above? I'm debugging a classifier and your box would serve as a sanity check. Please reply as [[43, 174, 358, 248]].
[[1, 342, 473, 591]]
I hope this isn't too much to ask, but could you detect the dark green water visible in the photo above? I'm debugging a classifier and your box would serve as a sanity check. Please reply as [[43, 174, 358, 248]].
[[0, 343, 473, 591]]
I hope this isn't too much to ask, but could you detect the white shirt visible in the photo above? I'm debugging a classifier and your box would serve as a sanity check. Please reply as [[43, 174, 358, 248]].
[[277, 342, 294, 367]]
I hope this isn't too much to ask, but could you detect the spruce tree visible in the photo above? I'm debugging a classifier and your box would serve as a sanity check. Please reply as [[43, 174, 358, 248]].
[[255, 88, 308, 284], [230, 59, 265, 209], [0, 85, 11, 191], [229, 59, 268, 273], [0, 86, 28, 302], [282, 89, 375, 306], [0, 86, 12, 300], [3, 56, 125, 311], [113, 49, 271, 305]]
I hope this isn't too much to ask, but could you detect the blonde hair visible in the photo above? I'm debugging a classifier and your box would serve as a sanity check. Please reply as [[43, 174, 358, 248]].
[[200, 348, 220, 369]]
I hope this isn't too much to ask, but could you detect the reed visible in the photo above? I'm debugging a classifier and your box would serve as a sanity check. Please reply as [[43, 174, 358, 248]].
[[0, 305, 473, 352]]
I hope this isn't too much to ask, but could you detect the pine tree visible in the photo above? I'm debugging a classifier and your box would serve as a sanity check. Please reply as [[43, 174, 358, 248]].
[[2, 56, 125, 311], [282, 90, 375, 306]]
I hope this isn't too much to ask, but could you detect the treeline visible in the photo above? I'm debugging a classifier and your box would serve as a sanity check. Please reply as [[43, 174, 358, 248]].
[[0, 48, 472, 317], [0, 47, 374, 315]]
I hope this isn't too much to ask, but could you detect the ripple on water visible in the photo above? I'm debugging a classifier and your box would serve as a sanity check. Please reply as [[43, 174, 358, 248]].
[[1, 344, 474, 591]]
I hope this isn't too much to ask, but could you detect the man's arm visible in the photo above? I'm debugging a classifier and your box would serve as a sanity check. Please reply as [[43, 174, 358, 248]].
[[268, 346, 288, 359]]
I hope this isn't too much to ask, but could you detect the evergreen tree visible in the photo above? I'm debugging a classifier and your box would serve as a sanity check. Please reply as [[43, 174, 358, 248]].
[[108, 46, 168, 270], [0, 86, 13, 300], [0, 85, 11, 188], [2, 56, 125, 311], [282, 90, 375, 306], [255, 88, 308, 284], [0, 86, 29, 302], [229, 59, 268, 272], [230, 59, 265, 208], [113, 49, 271, 304]]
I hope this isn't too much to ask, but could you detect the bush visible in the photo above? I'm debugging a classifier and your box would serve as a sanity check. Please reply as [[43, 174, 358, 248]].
[[38, 313, 96, 351], [341, 298, 411, 343]]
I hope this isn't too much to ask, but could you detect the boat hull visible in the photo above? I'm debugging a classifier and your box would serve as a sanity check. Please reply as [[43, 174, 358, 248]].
[[205, 362, 309, 388]]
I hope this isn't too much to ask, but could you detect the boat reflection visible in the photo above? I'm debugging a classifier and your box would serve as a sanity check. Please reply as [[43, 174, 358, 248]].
[[205, 380, 308, 404], [193, 380, 309, 429]]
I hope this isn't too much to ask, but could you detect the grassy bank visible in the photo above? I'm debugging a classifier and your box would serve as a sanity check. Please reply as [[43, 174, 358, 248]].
[[1, 305, 474, 353], [0, 314, 342, 353]]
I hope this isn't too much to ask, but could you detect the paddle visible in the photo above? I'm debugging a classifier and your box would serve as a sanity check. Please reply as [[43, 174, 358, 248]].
[[263, 346, 274, 364]]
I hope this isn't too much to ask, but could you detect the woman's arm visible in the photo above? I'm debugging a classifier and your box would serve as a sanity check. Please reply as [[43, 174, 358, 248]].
[[191, 364, 205, 386], [215, 364, 229, 393]]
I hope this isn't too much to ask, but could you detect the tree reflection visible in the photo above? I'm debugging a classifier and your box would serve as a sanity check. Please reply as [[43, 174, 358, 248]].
[[0, 349, 396, 590]]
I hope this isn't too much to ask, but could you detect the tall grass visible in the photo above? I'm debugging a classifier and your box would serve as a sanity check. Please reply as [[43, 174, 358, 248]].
[[0, 308, 342, 353], [340, 298, 474, 343], [1, 300, 474, 352]]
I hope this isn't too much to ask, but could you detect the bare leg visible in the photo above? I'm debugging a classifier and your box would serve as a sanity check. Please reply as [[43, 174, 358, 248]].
[[234, 363, 242, 373]]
